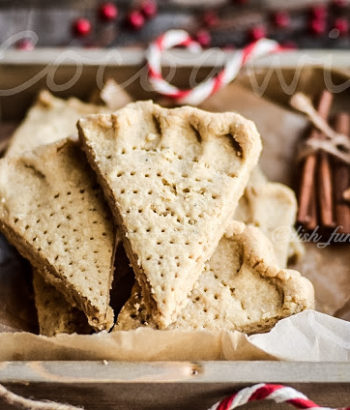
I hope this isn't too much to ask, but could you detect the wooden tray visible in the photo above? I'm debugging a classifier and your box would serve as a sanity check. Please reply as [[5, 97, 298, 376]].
[[0, 49, 349, 410], [0, 361, 349, 409]]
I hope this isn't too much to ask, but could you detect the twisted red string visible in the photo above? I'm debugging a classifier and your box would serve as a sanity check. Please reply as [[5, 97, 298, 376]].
[[146, 30, 282, 105], [209, 383, 350, 410]]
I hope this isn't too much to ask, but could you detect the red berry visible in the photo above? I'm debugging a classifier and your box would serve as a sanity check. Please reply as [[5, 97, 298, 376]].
[[99, 2, 118, 21], [249, 25, 266, 41], [310, 5, 327, 20], [127, 10, 145, 30], [309, 18, 326, 35], [196, 29, 211, 47], [333, 17, 349, 35], [273, 11, 290, 29], [16, 38, 34, 51], [141, 0, 157, 19], [72, 18, 91, 37], [203, 10, 219, 28]]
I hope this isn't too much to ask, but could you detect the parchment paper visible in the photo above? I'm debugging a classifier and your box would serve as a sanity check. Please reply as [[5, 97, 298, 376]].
[[0, 80, 349, 362], [0, 311, 348, 361], [250, 310, 350, 361]]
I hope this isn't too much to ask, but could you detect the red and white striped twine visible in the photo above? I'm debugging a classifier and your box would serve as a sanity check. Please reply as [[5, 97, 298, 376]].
[[146, 29, 284, 105], [208, 383, 350, 410]]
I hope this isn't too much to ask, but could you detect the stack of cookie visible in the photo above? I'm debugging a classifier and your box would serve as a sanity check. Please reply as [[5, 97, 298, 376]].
[[0, 86, 314, 336]]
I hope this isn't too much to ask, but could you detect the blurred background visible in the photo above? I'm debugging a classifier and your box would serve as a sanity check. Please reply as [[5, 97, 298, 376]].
[[1, 0, 350, 50]]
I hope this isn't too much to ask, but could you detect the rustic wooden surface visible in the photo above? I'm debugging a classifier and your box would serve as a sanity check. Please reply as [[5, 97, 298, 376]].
[[0, 0, 348, 49], [0, 361, 349, 410]]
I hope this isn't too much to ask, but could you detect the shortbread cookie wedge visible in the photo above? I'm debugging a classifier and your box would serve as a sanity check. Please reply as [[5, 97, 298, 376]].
[[6, 90, 108, 157], [116, 224, 314, 333], [235, 167, 299, 268], [0, 138, 115, 330], [5, 88, 128, 335], [116, 167, 301, 334], [33, 237, 130, 336], [78, 101, 262, 328], [5, 89, 117, 335], [33, 271, 92, 336]]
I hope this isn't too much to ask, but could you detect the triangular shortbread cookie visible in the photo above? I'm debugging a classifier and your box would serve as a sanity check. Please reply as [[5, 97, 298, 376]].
[[115, 223, 314, 333], [78, 101, 262, 327], [0, 138, 115, 330], [6, 90, 108, 157], [5, 90, 108, 335], [234, 167, 299, 267], [5, 87, 133, 335]]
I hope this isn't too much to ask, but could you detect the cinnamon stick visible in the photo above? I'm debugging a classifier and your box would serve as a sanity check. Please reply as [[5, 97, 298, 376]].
[[297, 151, 317, 227], [344, 188, 350, 203], [298, 153, 317, 228], [318, 146, 335, 228], [305, 181, 317, 230], [333, 113, 350, 234], [297, 90, 333, 229]]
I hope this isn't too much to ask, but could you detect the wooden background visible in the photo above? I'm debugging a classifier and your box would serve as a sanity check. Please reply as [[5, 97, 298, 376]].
[[0, 0, 349, 49]]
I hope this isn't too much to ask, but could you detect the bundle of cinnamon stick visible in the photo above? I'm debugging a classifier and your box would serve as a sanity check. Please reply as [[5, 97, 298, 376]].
[[297, 90, 350, 234]]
